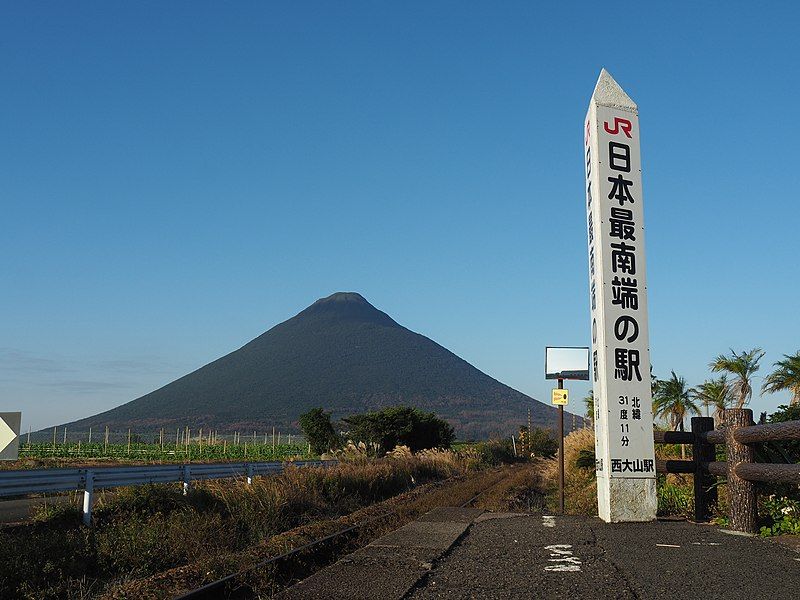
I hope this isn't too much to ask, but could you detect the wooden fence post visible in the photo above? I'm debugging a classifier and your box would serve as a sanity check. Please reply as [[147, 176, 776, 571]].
[[725, 408, 758, 533], [691, 416, 716, 522]]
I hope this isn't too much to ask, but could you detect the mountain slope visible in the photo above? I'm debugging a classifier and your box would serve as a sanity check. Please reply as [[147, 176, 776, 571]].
[[61, 292, 571, 438]]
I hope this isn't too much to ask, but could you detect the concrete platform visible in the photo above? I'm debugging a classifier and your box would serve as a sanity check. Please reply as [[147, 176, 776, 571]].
[[280, 510, 800, 600], [278, 507, 483, 600]]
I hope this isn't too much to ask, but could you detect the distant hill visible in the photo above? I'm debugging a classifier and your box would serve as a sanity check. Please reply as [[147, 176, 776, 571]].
[[58, 292, 579, 439]]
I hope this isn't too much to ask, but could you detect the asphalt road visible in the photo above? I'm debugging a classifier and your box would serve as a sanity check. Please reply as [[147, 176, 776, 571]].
[[283, 510, 800, 600], [0, 495, 73, 523]]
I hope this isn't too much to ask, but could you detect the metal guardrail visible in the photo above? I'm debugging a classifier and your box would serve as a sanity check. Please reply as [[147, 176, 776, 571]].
[[0, 459, 336, 525], [654, 411, 800, 533]]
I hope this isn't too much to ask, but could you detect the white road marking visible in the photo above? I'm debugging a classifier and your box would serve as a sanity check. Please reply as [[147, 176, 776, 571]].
[[691, 542, 721, 546], [544, 544, 582, 572], [542, 515, 556, 528], [656, 544, 681, 548], [719, 529, 756, 537]]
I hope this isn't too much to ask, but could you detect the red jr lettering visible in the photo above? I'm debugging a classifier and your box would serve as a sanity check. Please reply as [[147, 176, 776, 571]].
[[604, 117, 632, 138]]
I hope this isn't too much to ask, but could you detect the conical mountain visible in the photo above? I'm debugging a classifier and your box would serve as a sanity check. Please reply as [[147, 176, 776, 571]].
[[60, 292, 571, 439]]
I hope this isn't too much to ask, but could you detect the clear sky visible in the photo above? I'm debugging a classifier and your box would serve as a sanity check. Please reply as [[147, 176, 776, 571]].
[[2, 2, 798, 432]]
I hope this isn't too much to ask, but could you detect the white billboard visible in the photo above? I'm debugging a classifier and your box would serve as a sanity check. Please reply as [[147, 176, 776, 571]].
[[545, 347, 590, 380], [584, 70, 657, 522]]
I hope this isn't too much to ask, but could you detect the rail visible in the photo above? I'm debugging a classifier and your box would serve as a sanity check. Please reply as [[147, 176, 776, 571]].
[[654, 410, 800, 533], [0, 459, 336, 525]]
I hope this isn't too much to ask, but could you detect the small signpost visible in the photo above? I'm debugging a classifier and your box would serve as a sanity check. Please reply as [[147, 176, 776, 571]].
[[584, 69, 657, 522], [551, 389, 568, 406], [545, 347, 589, 514], [0, 412, 22, 461]]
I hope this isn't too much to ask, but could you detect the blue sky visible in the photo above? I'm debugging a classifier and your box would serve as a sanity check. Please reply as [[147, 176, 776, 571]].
[[2, 2, 798, 431]]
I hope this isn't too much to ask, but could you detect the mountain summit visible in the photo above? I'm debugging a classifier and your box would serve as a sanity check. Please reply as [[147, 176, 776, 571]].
[[60, 292, 567, 438], [298, 292, 398, 326]]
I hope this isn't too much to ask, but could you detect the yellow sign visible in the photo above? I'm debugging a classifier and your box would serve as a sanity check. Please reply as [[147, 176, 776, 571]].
[[551, 389, 568, 406]]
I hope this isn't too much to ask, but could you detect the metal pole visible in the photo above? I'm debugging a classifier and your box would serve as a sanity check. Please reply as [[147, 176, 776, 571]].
[[82, 470, 94, 526], [558, 377, 565, 514]]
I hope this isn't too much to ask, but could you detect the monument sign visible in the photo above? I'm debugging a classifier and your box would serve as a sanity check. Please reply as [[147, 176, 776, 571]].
[[584, 70, 657, 522]]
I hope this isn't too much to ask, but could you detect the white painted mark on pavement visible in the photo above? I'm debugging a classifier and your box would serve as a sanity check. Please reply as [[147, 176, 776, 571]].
[[691, 542, 721, 546], [655, 544, 681, 548], [542, 515, 556, 528], [544, 544, 581, 572]]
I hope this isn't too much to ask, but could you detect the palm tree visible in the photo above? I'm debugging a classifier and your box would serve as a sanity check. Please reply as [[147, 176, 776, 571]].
[[652, 371, 700, 432], [693, 376, 732, 426], [710, 348, 765, 409], [650, 364, 659, 397], [583, 390, 595, 426], [762, 351, 800, 406]]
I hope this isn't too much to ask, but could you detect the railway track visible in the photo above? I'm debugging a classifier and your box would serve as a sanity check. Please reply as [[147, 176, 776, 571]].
[[175, 463, 532, 599]]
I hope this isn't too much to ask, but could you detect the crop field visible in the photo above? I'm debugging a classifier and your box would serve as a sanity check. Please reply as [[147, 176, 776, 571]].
[[18, 440, 311, 463]]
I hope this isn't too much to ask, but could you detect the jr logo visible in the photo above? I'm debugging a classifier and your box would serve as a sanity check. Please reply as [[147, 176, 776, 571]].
[[604, 117, 632, 138]]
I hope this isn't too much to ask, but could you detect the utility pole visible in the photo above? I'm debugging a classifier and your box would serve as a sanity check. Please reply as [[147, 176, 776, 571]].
[[527, 407, 531, 456]]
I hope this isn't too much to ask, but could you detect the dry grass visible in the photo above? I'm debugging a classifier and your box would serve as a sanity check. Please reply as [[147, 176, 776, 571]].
[[108, 462, 541, 599], [540, 428, 598, 515], [0, 451, 478, 599]]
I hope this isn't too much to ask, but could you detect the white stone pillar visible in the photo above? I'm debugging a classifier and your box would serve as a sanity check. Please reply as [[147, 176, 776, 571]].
[[584, 69, 657, 522]]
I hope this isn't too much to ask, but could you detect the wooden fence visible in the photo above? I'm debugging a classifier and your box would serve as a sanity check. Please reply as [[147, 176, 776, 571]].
[[654, 409, 800, 533]]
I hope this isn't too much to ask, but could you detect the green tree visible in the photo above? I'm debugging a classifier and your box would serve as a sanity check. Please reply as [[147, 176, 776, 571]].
[[693, 376, 733, 426], [710, 347, 765, 409], [583, 390, 595, 426], [298, 407, 340, 455], [767, 404, 800, 462], [527, 427, 558, 458], [653, 371, 700, 432], [343, 406, 454, 454], [762, 352, 800, 407], [650, 364, 659, 397]]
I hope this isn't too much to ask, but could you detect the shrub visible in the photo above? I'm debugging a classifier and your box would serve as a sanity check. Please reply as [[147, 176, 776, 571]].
[[527, 427, 558, 458], [759, 494, 800, 537], [657, 477, 693, 518], [343, 407, 454, 454], [299, 407, 341, 455], [474, 439, 517, 465], [555, 428, 598, 515]]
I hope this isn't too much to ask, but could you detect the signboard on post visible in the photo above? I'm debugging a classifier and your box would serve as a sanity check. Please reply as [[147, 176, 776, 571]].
[[544, 346, 588, 514], [0, 412, 21, 461], [584, 70, 657, 522], [552, 389, 569, 406]]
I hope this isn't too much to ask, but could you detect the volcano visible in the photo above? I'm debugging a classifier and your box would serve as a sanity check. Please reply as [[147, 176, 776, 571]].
[[60, 292, 574, 439]]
